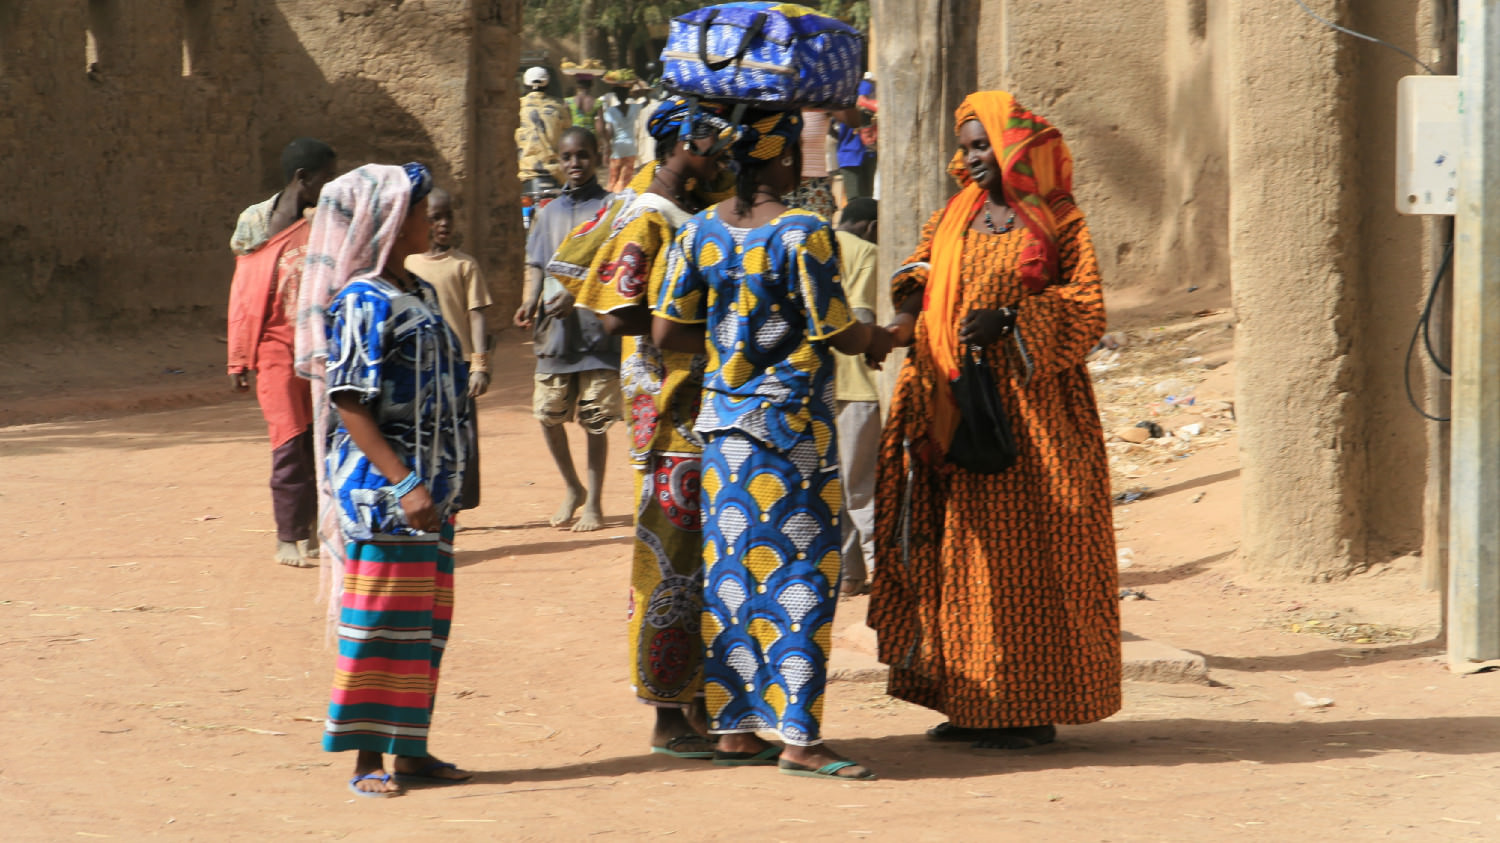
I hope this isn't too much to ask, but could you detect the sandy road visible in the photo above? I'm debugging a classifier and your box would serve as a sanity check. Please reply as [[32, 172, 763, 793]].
[[1, 335, 1497, 841]]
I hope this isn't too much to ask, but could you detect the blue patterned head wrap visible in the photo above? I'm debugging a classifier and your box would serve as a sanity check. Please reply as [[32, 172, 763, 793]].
[[647, 97, 739, 156], [729, 110, 803, 169], [403, 161, 433, 205]]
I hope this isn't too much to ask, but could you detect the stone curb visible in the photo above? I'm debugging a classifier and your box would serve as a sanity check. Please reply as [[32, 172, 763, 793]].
[[829, 625, 1210, 685]]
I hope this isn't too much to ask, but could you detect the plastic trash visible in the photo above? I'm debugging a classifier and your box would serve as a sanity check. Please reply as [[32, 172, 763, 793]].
[[1294, 692, 1335, 709]]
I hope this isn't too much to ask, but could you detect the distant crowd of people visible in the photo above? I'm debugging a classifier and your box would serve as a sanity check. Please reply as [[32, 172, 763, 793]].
[[225, 67, 1117, 795]]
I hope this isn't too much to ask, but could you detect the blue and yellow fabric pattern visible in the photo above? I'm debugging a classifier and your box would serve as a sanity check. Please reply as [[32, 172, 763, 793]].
[[656, 208, 852, 454], [698, 431, 843, 745], [655, 208, 854, 746]]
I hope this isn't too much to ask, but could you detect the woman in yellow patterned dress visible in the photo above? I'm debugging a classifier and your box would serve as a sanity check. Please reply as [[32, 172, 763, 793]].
[[869, 91, 1120, 751], [548, 98, 737, 757]]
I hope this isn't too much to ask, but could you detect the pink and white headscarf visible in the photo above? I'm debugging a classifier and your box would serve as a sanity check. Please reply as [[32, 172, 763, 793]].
[[295, 163, 431, 621]]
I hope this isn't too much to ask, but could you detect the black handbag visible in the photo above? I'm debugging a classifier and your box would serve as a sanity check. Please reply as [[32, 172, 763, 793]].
[[945, 344, 1019, 474]]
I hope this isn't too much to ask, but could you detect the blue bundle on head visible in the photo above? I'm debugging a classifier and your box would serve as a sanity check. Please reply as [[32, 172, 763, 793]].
[[660, 2, 866, 109]]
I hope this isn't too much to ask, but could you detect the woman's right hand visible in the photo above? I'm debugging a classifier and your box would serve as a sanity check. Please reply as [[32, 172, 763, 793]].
[[399, 483, 441, 533], [958, 307, 1016, 347]]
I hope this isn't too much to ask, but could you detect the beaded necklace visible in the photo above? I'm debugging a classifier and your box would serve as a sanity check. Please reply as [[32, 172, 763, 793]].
[[982, 197, 1017, 234]]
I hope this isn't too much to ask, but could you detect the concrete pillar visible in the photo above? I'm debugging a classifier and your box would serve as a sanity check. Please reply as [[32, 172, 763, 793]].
[[1447, 0, 1500, 670], [1229, 0, 1434, 581], [1228, 0, 1370, 581]]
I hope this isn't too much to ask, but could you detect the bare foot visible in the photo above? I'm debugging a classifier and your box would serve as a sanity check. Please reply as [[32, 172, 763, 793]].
[[684, 698, 711, 736], [572, 504, 603, 532], [651, 706, 714, 755], [839, 577, 870, 599], [302, 530, 320, 559], [549, 485, 585, 527], [276, 540, 315, 568], [717, 731, 777, 756]]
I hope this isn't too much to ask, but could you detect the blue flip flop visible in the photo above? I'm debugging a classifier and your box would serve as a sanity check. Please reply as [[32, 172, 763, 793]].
[[392, 760, 472, 785], [778, 759, 878, 780], [348, 771, 401, 798]]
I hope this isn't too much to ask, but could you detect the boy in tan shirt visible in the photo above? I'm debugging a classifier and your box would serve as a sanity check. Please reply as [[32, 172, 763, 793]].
[[406, 187, 492, 508]]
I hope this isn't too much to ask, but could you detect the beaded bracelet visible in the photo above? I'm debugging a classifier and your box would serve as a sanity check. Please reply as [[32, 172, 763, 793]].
[[389, 471, 422, 499]]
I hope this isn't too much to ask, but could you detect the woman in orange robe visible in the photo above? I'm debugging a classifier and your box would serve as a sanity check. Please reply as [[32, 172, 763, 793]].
[[869, 91, 1120, 750]]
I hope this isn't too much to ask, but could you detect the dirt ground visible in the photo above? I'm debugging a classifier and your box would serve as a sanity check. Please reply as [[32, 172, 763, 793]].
[[4, 318, 1499, 842]]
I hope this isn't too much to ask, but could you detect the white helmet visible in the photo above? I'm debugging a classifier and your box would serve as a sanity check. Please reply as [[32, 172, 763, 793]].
[[523, 67, 549, 88]]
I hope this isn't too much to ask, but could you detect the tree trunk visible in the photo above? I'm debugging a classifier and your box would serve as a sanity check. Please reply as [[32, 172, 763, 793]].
[[577, 0, 594, 60]]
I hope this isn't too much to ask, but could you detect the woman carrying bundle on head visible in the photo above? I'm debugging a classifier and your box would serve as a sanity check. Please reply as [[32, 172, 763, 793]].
[[547, 96, 740, 760], [295, 163, 474, 797], [652, 108, 895, 780]]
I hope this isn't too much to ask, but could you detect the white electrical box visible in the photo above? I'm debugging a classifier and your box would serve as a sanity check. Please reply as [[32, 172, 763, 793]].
[[1396, 75, 1459, 216]]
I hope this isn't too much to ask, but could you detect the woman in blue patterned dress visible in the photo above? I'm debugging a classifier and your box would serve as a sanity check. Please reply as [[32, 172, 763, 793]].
[[296, 163, 473, 797], [653, 111, 894, 780]]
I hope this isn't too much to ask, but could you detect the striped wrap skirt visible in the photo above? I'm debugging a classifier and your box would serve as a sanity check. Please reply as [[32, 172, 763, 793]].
[[323, 522, 455, 755]]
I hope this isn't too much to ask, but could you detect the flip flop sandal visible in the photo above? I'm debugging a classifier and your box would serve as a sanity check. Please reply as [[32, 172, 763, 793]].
[[650, 733, 716, 759], [348, 771, 401, 798], [778, 759, 878, 781], [392, 760, 472, 785], [970, 725, 1057, 750], [925, 721, 991, 742], [712, 745, 782, 766]]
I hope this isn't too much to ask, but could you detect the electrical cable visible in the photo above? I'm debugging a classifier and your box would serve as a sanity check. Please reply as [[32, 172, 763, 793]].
[[1292, 0, 1438, 75], [1405, 241, 1453, 422], [1422, 240, 1454, 376]]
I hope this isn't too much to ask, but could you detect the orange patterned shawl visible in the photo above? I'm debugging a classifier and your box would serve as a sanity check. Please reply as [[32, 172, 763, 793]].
[[922, 90, 1077, 451]]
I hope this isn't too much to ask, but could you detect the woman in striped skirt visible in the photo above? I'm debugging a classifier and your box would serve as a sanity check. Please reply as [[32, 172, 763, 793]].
[[296, 163, 474, 797]]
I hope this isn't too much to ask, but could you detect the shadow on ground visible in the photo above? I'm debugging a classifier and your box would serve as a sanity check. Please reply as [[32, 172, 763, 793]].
[[455, 533, 634, 567], [446, 715, 1500, 786], [1121, 551, 1233, 589]]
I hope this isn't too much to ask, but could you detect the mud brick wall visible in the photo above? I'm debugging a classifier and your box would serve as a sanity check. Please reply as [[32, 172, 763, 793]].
[[0, 0, 522, 339]]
